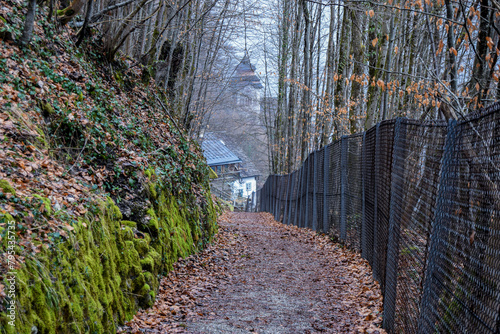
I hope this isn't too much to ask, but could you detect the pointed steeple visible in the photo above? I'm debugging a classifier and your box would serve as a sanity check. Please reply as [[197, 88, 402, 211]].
[[234, 54, 263, 89]]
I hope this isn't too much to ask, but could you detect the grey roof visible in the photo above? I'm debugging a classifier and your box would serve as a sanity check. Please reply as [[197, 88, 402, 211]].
[[206, 133, 261, 179], [202, 134, 242, 166]]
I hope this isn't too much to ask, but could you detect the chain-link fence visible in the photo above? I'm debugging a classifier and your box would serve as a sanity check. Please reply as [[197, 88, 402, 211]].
[[258, 103, 500, 334]]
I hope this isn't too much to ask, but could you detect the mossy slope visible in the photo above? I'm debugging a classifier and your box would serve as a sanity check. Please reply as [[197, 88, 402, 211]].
[[0, 180, 217, 334]]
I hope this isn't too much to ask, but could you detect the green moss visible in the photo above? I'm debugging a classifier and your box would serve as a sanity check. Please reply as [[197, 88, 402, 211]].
[[138, 283, 153, 308], [132, 273, 146, 292], [40, 101, 55, 116], [121, 220, 137, 229], [0, 212, 14, 224], [134, 238, 149, 257], [124, 241, 142, 276], [33, 194, 51, 216], [144, 208, 159, 236], [121, 226, 134, 241], [0, 181, 218, 333], [149, 249, 161, 266], [208, 167, 218, 179], [140, 256, 154, 272], [107, 199, 123, 220], [143, 272, 154, 284], [35, 127, 49, 150], [0, 179, 15, 195], [114, 71, 123, 85], [139, 283, 150, 295], [148, 182, 157, 199], [144, 168, 154, 178]]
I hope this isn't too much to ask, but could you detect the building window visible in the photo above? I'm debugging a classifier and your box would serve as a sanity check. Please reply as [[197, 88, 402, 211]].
[[238, 189, 244, 197], [246, 182, 252, 191], [216, 166, 221, 173]]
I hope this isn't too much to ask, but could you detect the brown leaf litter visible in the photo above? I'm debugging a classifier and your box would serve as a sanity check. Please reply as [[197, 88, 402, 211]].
[[121, 212, 386, 334]]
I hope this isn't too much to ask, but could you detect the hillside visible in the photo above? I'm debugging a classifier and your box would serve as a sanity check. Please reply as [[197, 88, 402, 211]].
[[0, 2, 218, 333]]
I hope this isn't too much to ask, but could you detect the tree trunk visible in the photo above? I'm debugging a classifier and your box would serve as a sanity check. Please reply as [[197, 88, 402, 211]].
[[349, 7, 366, 133], [19, 0, 37, 48], [445, 0, 457, 94], [382, 15, 395, 120], [300, 0, 311, 162], [322, 3, 336, 144], [76, 0, 94, 47], [470, 0, 490, 107], [334, 6, 350, 137]]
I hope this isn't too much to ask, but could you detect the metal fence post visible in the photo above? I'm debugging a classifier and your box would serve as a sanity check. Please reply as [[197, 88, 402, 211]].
[[264, 183, 267, 212], [269, 179, 272, 213], [275, 176, 280, 221], [294, 168, 302, 227], [297, 168, 303, 227], [323, 145, 330, 234], [273, 176, 278, 219], [283, 175, 290, 223], [261, 185, 265, 212], [283, 175, 290, 224], [302, 156, 312, 227], [361, 132, 368, 259], [275, 176, 279, 217], [313, 152, 318, 231], [302, 163, 307, 228], [282, 175, 287, 221], [276, 175, 279, 219], [340, 136, 348, 241], [304, 161, 309, 228], [276, 176, 280, 220], [417, 119, 457, 333], [270, 176, 274, 216], [301, 163, 307, 228], [274, 176, 277, 217], [270, 178, 273, 214], [266, 177, 270, 214], [288, 171, 297, 224], [373, 123, 381, 281], [285, 173, 295, 225], [264, 179, 268, 213], [383, 118, 407, 332], [267, 180, 271, 213]]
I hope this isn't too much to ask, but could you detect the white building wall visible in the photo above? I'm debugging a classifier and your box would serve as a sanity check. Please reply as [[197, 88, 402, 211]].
[[232, 177, 257, 198]]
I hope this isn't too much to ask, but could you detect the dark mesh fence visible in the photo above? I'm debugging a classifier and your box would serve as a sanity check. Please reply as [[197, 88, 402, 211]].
[[306, 155, 314, 230], [418, 104, 500, 334], [327, 141, 341, 239], [257, 103, 500, 334], [363, 127, 377, 268], [345, 133, 363, 251], [384, 118, 448, 332], [374, 120, 395, 292], [316, 148, 324, 232]]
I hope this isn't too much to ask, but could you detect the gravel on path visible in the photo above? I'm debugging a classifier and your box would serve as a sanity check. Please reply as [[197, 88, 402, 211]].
[[120, 212, 386, 334]]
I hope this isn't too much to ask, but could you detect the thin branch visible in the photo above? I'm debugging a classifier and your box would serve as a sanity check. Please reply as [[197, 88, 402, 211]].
[[68, 135, 89, 172], [304, 0, 464, 25], [153, 92, 186, 142], [90, 0, 136, 23]]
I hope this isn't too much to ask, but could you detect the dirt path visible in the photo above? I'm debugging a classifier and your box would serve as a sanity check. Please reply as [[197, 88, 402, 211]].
[[121, 212, 385, 333]]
